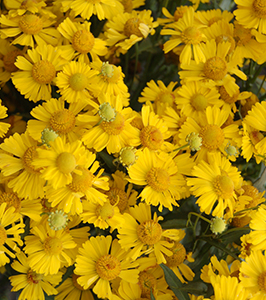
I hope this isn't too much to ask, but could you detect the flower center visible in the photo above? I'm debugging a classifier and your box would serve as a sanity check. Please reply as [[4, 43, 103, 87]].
[[0, 192, 21, 212], [191, 94, 208, 111], [124, 18, 144, 37], [234, 23, 252, 46], [23, 146, 42, 174], [186, 132, 202, 151], [27, 269, 43, 284], [56, 152, 76, 174], [119, 147, 137, 167], [99, 102, 116, 122], [3, 50, 22, 72], [122, 0, 133, 12], [203, 56, 227, 81], [50, 109, 76, 134], [41, 128, 58, 146], [181, 26, 203, 44], [107, 188, 128, 212], [146, 167, 170, 192], [215, 35, 235, 54], [31, 60, 56, 84], [140, 125, 164, 151], [165, 243, 186, 267], [213, 173, 234, 198], [96, 254, 121, 281], [19, 14, 43, 34], [72, 274, 85, 290], [68, 167, 94, 193], [69, 73, 89, 91], [159, 91, 175, 106], [137, 220, 162, 245], [219, 86, 239, 104], [250, 130, 264, 145], [253, 0, 266, 18], [95, 202, 115, 220], [210, 217, 227, 234], [258, 271, 266, 292], [101, 112, 125, 135], [72, 30, 95, 54], [199, 124, 224, 150], [48, 210, 68, 231], [0, 226, 7, 246], [43, 236, 63, 255], [101, 63, 121, 83], [138, 271, 157, 298]]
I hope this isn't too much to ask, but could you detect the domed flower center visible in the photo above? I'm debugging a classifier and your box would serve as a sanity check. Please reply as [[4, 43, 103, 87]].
[[225, 144, 238, 157], [186, 132, 202, 151], [50, 109, 76, 134], [210, 217, 227, 234], [258, 271, 266, 292], [107, 187, 128, 212], [181, 26, 203, 44], [250, 130, 264, 145], [213, 173, 234, 198], [253, 0, 266, 18], [43, 236, 63, 255], [99, 102, 116, 122], [119, 147, 137, 167], [137, 220, 162, 245], [3, 50, 22, 72], [72, 30, 95, 54], [219, 86, 239, 104], [0, 225, 7, 246], [72, 274, 85, 290], [69, 73, 88, 91], [56, 152, 76, 174], [68, 167, 94, 193], [0, 192, 21, 212], [158, 91, 174, 106], [140, 125, 164, 151], [139, 271, 157, 298], [95, 202, 115, 220], [165, 243, 186, 267], [203, 56, 227, 80], [199, 124, 224, 150], [23, 146, 42, 174], [101, 112, 125, 135], [41, 128, 58, 146], [146, 167, 170, 192], [101, 63, 121, 83], [234, 23, 252, 46], [96, 254, 121, 281], [216, 35, 235, 54], [27, 269, 43, 284], [191, 94, 208, 111], [48, 210, 68, 230], [31, 60, 56, 84], [19, 14, 43, 34], [124, 18, 144, 37], [122, 0, 133, 12]]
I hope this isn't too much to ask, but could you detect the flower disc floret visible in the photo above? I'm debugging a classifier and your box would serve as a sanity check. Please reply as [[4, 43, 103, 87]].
[[199, 124, 225, 150], [210, 217, 227, 234], [98, 102, 116, 122], [95, 254, 121, 281], [165, 243, 186, 267], [119, 147, 137, 167], [203, 56, 227, 80], [139, 271, 157, 297], [181, 26, 203, 45], [41, 128, 58, 146], [0, 192, 21, 212], [253, 0, 266, 18], [140, 125, 164, 150], [31, 60, 56, 84], [69, 73, 89, 91], [68, 167, 94, 193], [23, 146, 41, 174], [213, 174, 234, 198], [107, 188, 128, 211], [56, 152, 76, 174], [101, 112, 125, 135], [43, 237, 63, 255], [124, 18, 144, 37], [27, 269, 43, 284], [146, 167, 170, 192], [48, 210, 68, 231], [72, 30, 95, 54], [50, 109, 76, 134], [3, 50, 22, 72], [136, 220, 162, 245], [191, 94, 208, 111], [19, 14, 43, 34], [258, 271, 266, 292]]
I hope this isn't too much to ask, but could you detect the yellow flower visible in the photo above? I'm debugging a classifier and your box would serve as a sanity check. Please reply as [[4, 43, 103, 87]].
[[119, 0, 145, 13], [194, 8, 234, 27], [0, 101, 10, 138], [157, 6, 190, 26]]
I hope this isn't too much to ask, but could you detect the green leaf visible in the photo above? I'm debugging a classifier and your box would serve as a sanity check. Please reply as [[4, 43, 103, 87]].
[[160, 264, 190, 300], [161, 219, 187, 229], [220, 227, 250, 244], [178, 281, 208, 295], [150, 289, 156, 300]]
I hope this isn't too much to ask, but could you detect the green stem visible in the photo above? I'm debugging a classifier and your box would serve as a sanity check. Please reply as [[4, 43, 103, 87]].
[[257, 73, 266, 96], [169, 143, 189, 153], [130, 42, 139, 91], [187, 212, 212, 225]]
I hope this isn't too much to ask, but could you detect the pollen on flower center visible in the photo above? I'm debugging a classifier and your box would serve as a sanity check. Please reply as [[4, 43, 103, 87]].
[[0, 192, 21, 212], [107, 187, 128, 212], [50, 109, 76, 134], [199, 124, 224, 150], [191, 94, 208, 111], [139, 271, 157, 297], [146, 167, 170, 192], [137, 220, 162, 245], [203, 56, 227, 81], [48, 210, 68, 230], [181, 26, 202, 44], [56, 152, 76, 174], [68, 167, 94, 193], [3, 50, 22, 72], [165, 243, 186, 267], [124, 17, 144, 37], [43, 237, 63, 255], [101, 112, 125, 135], [0, 226, 7, 246], [253, 0, 266, 18], [140, 125, 164, 151], [27, 269, 43, 284], [95, 202, 115, 220], [72, 30, 95, 54], [31, 60, 56, 84], [96, 254, 121, 281], [23, 146, 42, 174], [19, 14, 43, 34], [258, 271, 266, 292], [213, 174, 234, 198], [219, 86, 239, 104], [69, 73, 89, 91]]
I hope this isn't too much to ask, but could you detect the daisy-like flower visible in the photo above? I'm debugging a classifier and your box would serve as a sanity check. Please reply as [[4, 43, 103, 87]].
[[9, 252, 62, 300], [0, 132, 46, 199], [128, 148, 185, 211], [0, 12, 60, 48], [161, 7, 207, 65], [57, 18, 107, 63], [187, 152, 243, 217], [194, 9, 234, 27], [0, 203, 24, 267], [24, 222, 76, 275], [12, 45, 66, 102], [157, 6, 190, 26], [104, 9, 158, 56], [118, 202, 185, 263], [179, 39, 247, 96], [75, 235, 139, 299], [0, 101, 10, 138]]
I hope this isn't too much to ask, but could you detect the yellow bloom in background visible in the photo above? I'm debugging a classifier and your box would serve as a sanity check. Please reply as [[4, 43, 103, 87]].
[[75, 235, 139, 299], [0, 101, 10, 138], [157, 6, 190, 26], [12, 45, 65, 102], [194, 8, 234, 27], [57, 18, 108, 63], [24, 222, 76, 275], [0, 203, 24, 267], [119, 0, 145, 13], [9, 252, 62, 300], [0, 132, 46, 199], [0, 12, 60, 48], [128, 148, 185, 211]]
